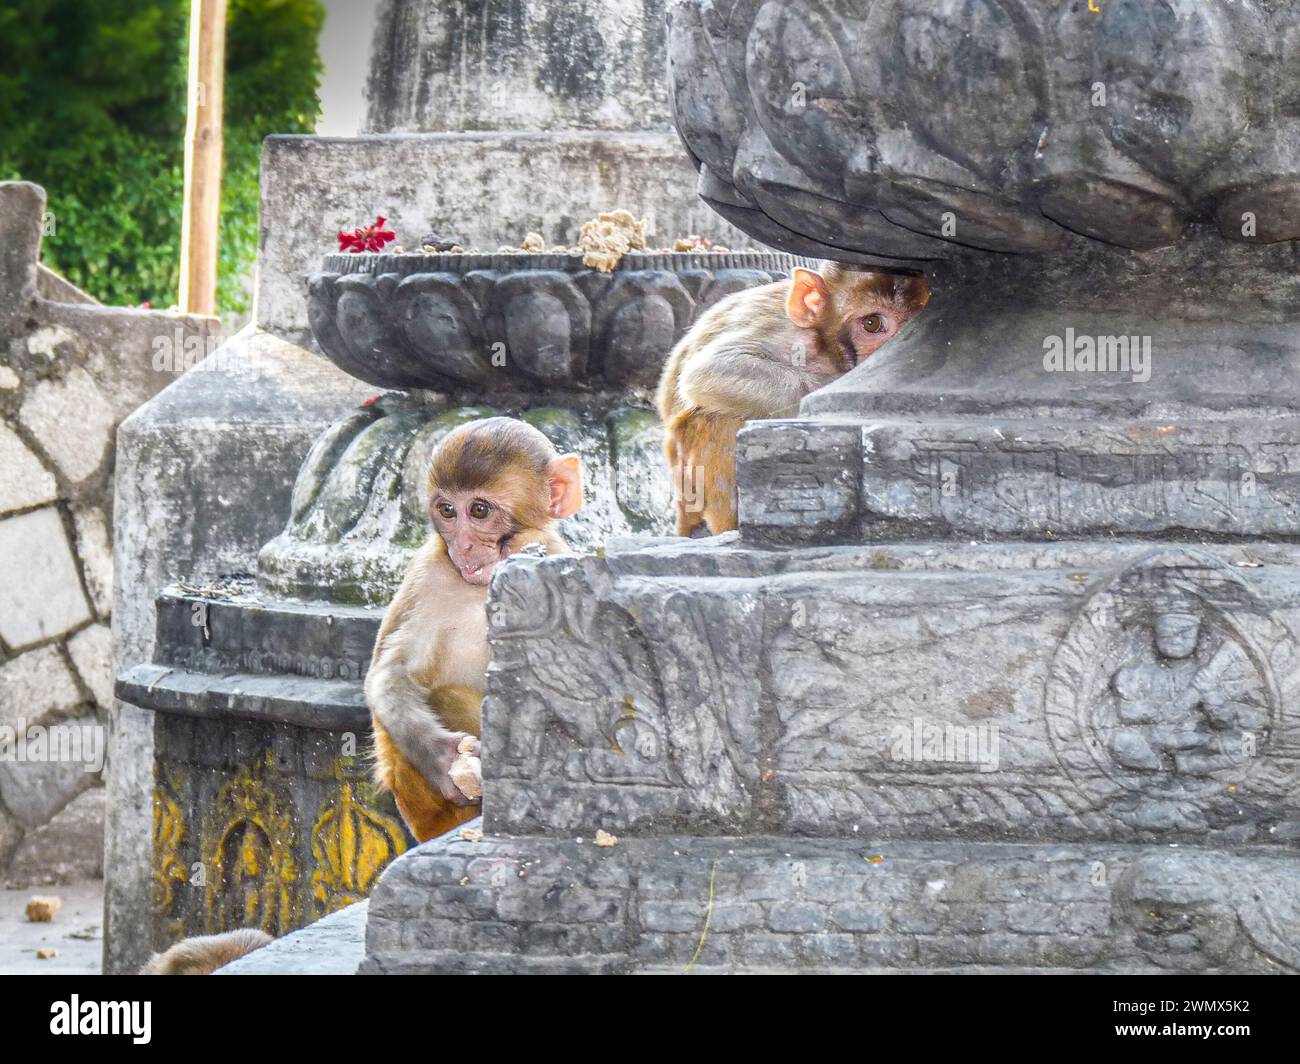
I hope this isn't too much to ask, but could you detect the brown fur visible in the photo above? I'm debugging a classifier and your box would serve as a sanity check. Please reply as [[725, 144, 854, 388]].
[[140, 928, 272, 975], [372, 682, 484, 841], [366, 419, 580, 843], [657, 264, 928, 535], [429, 416, 556, 533]]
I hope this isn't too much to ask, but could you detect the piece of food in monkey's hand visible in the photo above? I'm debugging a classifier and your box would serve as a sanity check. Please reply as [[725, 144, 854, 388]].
[[25, 896, 62, 922], [449, 735, 482, 800]]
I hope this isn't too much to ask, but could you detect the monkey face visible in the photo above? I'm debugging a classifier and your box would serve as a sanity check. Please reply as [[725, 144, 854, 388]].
[[843, 308, 910, 365], [837, 274, 929, 368], [431, 489, 521, 586]]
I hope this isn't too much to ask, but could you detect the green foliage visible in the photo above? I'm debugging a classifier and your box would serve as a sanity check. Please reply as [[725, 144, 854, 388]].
[[0, 0, 323, 316]]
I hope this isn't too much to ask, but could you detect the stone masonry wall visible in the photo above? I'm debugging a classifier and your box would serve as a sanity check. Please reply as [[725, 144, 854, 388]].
[[0, 181, 220, 884]]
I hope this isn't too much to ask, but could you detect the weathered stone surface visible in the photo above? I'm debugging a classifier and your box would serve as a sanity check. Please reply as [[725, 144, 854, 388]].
[[0, 812, 21, 874], [257, 398, 678, 604], [17, 367, 117, 485], [72, 507, 112, 617], [67, 623, 113, 711], [0, 423, 56, 513], [141, 710, 407, 951], [365, 0, 672, 135], [363, 828, 1300, 973], [481, 538, 1300, 845], [6, 785, 105, 886], [217, 899, 368, 975], [668, 0, 1300, 263], [0, 713, 100, 829], [308, 250, 802, 390], [117, 586, 375, 731], [256, 133, 752, 344], [0, 645, 84, 732], [0, 508, 91, 648], [0, 181, 43, 334], [107, 327, 372, 973]]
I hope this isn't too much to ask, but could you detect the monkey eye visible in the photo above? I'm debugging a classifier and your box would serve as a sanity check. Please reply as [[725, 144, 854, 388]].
[[435, 501, 455, 519], [862, 314, 886, 333], [469, 500, 491, 520]]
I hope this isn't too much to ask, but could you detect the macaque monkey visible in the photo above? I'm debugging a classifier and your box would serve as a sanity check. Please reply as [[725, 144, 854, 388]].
[[657, 264, 929, 536], [365, 417, 583, 843], [141, 928, 273, 975]]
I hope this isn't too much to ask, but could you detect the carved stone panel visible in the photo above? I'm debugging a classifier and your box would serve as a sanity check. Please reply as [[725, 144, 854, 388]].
[[483, 540, 1300, 843]]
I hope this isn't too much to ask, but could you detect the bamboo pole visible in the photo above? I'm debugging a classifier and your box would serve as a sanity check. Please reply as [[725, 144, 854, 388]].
[[179, 0, 227, 317]]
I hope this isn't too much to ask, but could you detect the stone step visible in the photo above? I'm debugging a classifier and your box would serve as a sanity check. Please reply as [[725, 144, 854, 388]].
[[360, 826, 1300, 974], [152, 584, 380, 680], [116, 662, 367, 731], [115, 584, 380, 731], [217, 900, 369, 975]]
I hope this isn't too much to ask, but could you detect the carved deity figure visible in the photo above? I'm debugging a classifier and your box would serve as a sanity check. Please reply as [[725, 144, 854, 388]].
[[1107, 589, 1268, 776]]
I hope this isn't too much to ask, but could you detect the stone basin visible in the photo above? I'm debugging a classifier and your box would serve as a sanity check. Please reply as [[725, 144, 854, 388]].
[[307, 250, 809, 391]]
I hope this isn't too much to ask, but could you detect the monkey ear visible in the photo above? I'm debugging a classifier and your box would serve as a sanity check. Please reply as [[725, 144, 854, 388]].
[[786, 268, 831, 327], [547, 454, 583, 518]]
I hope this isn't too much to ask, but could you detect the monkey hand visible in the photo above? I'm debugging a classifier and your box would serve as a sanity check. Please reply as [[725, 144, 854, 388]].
[[431, 732, 481, 806], [448, 735, 482, 801]]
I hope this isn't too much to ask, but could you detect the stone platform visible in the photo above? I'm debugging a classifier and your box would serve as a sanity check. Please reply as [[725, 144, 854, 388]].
[[362, 827, 1298, 974], [478, 538, 1300, 844], [357, 535, 1300, 973]]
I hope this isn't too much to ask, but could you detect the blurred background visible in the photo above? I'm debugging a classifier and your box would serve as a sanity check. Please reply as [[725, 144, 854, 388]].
[[0, 0, 382, 331]]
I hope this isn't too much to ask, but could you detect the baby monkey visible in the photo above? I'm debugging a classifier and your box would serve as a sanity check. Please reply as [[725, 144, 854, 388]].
[[365, 417, 582, 842], [657, 263, 929, 536]]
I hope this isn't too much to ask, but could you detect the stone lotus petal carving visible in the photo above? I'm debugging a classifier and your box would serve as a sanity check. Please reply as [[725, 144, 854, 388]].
[[668, 0, 1300, 261], [258, 398, 677, 605], [307, 251, 807, 390]]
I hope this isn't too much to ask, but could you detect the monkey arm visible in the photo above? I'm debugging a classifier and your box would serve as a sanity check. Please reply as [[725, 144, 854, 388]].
[[679, 346, 826, 421], [365, 649, 478, 805]]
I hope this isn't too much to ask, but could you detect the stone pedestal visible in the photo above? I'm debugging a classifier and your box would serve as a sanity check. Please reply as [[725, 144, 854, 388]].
[[116, 250, 802, 957], [360, 0, 1300, 973]]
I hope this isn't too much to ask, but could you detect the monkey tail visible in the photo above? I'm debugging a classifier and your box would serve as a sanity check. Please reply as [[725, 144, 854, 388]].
[[140, 928, 273, 975]]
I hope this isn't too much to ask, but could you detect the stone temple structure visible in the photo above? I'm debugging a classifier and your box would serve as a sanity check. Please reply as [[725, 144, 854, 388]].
[[106, 0, 748, 972], [112, 0, 1300, 974], [354, 0, 1300, 973]]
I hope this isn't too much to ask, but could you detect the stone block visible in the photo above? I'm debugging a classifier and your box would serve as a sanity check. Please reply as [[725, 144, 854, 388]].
[[0, 423, 56, 514], [365, 0, 672, 135], [0, 645, 84, 732], [67, 623, 113, 710], [18, 367, 117, 485], [0, 508, 91, 648], [362, 831, 1300, 973], [72, 508, 112, 617], [0, 713, 100, 829], [6, 785, 105, 886], [480, 538, 1300, 845]]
